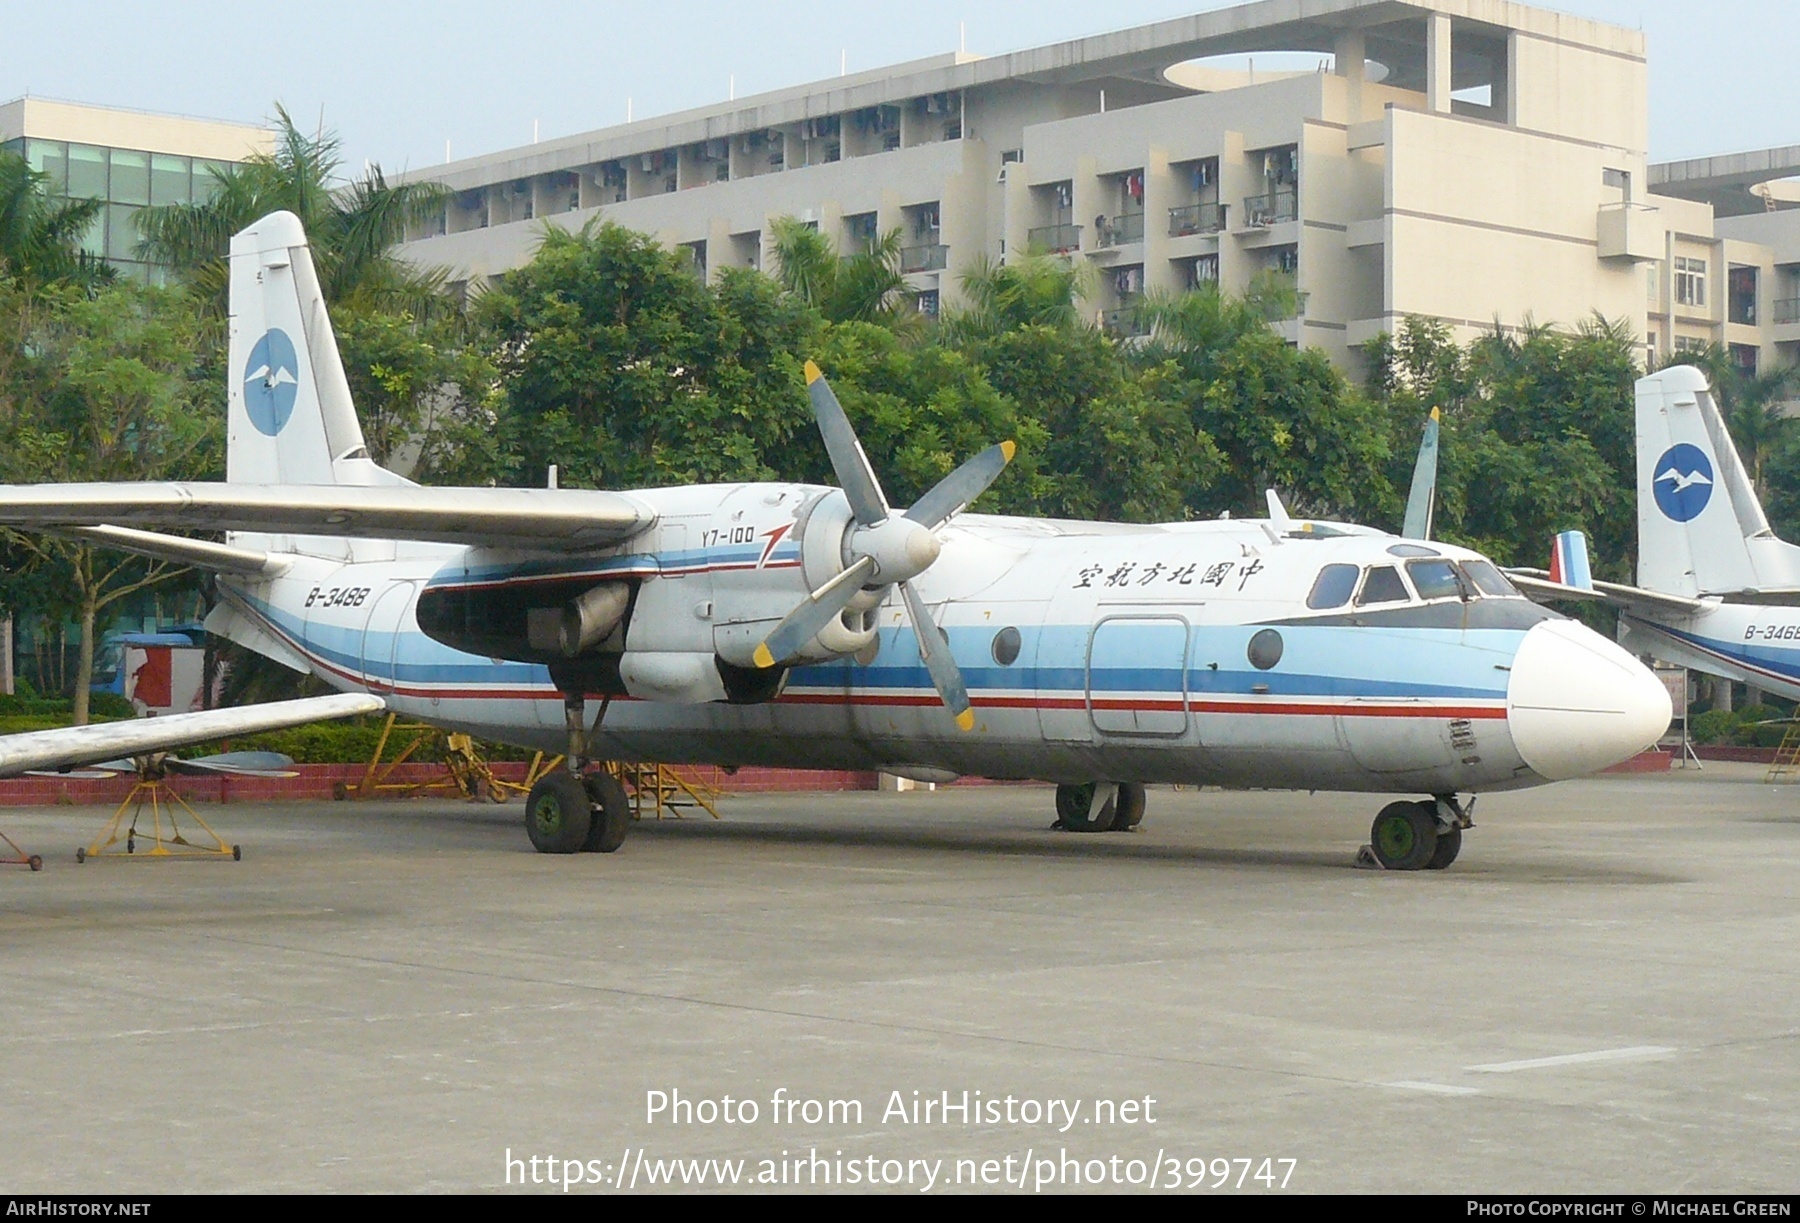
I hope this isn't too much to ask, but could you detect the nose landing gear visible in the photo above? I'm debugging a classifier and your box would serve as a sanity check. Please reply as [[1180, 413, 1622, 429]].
[[1364, 795, 1473, 870], [1054, 782, 1147, 833]]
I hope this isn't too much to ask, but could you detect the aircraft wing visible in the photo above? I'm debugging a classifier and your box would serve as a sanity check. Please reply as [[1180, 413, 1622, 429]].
[[0, 692, 384, 778], [1508, 570, 1710, 617], [0, 484, 656, 552]]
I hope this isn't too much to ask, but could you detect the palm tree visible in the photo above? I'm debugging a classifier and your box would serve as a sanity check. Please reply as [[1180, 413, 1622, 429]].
[[939, 252, 1089, 342], [767, 215, 910, 323], [0, 151, 113, 292], [136, 104, 449, 317]]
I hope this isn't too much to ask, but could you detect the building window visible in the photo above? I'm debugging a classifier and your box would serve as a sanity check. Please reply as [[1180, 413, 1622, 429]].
[[917, 290, 940, 318], [1675, 257, 1707, 308], [1728, 266, 1758, 326], [1730, 343, 1758, 375], [1674, 335, 1708, 354]]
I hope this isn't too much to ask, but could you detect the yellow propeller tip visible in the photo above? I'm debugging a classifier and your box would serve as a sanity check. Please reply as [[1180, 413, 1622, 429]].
[[804, 360, 823, 384], [1429, 406, 1441, 421], [955, 708, 976, 731], [752, 644, 776, 669], [1000, 440, 1016, 461]]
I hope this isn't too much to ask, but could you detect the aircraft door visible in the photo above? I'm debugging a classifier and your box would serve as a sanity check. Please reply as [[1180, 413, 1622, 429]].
[[1087, 616, 1190, 736], [359, 580, 417, 694]]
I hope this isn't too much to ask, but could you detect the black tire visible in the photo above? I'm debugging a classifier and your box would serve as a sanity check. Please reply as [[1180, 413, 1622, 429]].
[[1425, 822, 1462, 870], [1369, 800, 1438, 871], [75, 847, 86, 864], [232, 845, 243, 862], [1111, 783, 1147, 832], [27, 855, 42, 872], [525, 772, 593, 854], [582, 773, 631, 854], [1056, 782, 1116, 833]]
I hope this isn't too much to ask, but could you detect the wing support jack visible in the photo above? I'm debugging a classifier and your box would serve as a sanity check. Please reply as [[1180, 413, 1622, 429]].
[[1, 828, 42, 871], [75, 764, 241, 863]]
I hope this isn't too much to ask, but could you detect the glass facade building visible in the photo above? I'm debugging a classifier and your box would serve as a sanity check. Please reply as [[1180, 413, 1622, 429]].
[[1, 135, 236, 280]]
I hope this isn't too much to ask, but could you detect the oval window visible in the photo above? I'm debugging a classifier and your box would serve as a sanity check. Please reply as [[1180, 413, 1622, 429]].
[[991, 626, 1021, 666], [1247, 628, 1283, 671]]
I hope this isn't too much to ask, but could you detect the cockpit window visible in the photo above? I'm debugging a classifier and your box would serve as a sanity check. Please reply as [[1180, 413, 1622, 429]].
[[1306, 564, 1360, 610], [1406, 559, 1467, 601], [1356, 565, 1410, 606], [1461, 560, 1521, 599]]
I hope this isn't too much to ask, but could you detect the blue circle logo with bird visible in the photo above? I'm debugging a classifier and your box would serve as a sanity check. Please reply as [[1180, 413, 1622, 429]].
[[243, 329, 300, 437], [1651, 443, 1714, 522]]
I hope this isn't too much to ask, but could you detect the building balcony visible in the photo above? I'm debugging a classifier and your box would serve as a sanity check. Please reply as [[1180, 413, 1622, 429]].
[[1168, 202, 1227, 237], [1028, 223, 1082, 254], [1597, 201, 1661, 262], [1097, 212, 1145, 248], [900, 243, 948, 273], [1775, 297, 1800, 326], [1241, 188, 1298, 229]]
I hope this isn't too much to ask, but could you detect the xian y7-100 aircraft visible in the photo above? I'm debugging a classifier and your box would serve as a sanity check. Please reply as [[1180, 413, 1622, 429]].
[[0, 212, 1671, 871]]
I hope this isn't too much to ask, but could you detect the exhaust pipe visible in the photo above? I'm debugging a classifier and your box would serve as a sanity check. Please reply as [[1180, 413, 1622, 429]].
[[559, 582, 630, 657]]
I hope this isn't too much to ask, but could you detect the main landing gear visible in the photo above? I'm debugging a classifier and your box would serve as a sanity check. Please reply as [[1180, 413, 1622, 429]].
[[1054, 782, 1147, 833], [1365, 795, 1473, 871], [524, 695, 631, 855]]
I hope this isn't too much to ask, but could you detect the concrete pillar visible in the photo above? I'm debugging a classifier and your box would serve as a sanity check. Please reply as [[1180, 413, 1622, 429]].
[[1426, 14, 1453, 114], [1334, 29, 1367, 124], [1746, 684, 1767, 709], [1714, 679, 1734, 714], [1143, 145, 1177, 294]]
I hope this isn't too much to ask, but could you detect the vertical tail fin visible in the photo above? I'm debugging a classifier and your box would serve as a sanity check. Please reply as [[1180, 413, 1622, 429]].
[[1549, 530, 1593, 590], [1636, 365, 1800, 596], [1401, 406, 1439, 540], [227, 211, 403, 488]]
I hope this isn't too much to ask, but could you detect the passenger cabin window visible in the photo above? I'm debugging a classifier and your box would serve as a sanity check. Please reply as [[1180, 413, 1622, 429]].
[[1306, 564, 1359, 609], [1407, 559, 1467, 601], [1356, 565, 1410, 606], [1461, 560, 1520, 598]]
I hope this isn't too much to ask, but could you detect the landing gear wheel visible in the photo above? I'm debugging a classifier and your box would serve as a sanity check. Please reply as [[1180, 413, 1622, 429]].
[[1056, 782, 1120, 833], [75, 847, 87, 864], [581, 772, 631, 854], [1111, 783, 1146, 832], [1370, 800, 1438, 871], [1425, 822, 1462, 870], [525, 771, 593, 855]]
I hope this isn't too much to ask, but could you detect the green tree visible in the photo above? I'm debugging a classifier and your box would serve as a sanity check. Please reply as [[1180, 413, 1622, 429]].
[[1141, 278, 1393, 522], [0, 151, 113, 293], [0, 281, 220, 721], [135, 104, 448, 317], [941, 253, 1089, 342], [478, 219, 817, 489]]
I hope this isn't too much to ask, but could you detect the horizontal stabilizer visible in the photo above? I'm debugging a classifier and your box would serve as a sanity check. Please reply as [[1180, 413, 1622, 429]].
[[59, 525, 288, 577], [0, 483, 656, 552], [0, 692, 384, 778], [1509, 570, 1709, 617]]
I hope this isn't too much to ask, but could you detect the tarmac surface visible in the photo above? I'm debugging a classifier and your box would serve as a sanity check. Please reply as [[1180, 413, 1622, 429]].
[[1, 764, 1796, 1194]]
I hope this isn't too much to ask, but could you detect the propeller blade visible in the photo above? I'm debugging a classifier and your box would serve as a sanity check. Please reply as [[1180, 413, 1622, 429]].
[[753, 555, 879, 669], [899, 579, 974, 731], [167, 750, 299, 778], [805, 361, 889, 527], [904, 441, 1016, 530]]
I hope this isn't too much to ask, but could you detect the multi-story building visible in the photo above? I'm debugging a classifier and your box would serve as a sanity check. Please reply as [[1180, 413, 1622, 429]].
[[0, 96, 271, 280], [1643, 147, 1800, 377], [396, 0, 1660, 371]]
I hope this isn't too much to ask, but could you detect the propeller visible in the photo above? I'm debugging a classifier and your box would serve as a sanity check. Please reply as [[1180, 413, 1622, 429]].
[[752, 361, 1014, 731]]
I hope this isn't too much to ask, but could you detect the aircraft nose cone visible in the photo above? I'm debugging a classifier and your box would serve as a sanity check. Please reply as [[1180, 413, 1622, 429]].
[[1507, 621, 1671, 781]]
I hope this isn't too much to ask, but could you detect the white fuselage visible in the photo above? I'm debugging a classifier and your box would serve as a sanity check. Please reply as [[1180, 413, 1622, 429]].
[[217, 483, 1671, 796]]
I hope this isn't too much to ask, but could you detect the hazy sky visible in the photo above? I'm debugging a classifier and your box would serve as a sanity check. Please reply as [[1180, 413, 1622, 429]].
[[4, 1, 1794, 173]]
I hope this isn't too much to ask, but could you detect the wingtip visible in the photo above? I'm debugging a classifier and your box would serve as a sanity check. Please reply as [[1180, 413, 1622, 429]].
[[804, 360, 823, 385], [1000, 440, 1016, 462], [752, 644, 776, 669], [955, 708, 976, 732]]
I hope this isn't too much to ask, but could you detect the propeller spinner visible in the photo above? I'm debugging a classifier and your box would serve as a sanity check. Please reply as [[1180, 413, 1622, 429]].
[[752, 361, 1014, 731]]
